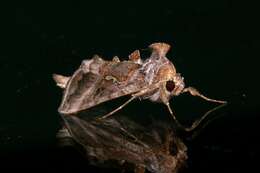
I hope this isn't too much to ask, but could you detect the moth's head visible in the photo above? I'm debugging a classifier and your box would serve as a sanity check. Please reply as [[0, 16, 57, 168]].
[[165, 73, 185, 97], [156, 63, 185, 97]]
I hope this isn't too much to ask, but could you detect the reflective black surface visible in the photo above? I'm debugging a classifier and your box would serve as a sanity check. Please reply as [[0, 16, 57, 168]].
[[1, 1, 259, 173]]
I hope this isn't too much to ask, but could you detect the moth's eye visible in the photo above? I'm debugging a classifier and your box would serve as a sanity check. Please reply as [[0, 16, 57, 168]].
[[166, 80, 175, 92]]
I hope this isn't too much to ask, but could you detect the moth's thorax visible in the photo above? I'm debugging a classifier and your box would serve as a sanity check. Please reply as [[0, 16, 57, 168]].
[[140, 54, 183, 103], [141, 54, 177, 84], [155, 63, 176, 82]]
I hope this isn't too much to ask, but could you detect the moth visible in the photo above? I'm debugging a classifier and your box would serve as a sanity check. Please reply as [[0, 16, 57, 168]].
[[53, 43, 226, 131]]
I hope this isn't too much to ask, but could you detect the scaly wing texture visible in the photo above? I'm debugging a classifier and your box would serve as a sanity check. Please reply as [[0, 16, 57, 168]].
[[57, 43, 172, 115], [58, 57, 146, 114]]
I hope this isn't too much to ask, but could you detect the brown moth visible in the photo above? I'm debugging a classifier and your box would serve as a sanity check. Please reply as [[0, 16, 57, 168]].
[[53, 43, 227, 131]]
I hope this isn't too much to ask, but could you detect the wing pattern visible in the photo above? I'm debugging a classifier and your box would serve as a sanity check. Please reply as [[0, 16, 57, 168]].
[[59, 56, 146, 114]]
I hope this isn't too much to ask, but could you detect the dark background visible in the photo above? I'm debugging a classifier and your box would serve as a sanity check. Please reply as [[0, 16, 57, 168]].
[[1, 1, 259, 173]]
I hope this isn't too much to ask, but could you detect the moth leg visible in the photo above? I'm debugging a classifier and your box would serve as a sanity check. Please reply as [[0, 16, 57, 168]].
[[165, 102, 190, 131], [96, 96, 137, 120], [183, 87, 227, 104], [97, 86, 158, 121], [160, 84, 190, 130]]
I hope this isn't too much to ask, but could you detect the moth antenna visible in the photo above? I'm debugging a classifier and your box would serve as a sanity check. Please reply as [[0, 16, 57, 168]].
[[53, 74, 70, 89], [149, 42, 171, 57], [166, 103, 189, 130]]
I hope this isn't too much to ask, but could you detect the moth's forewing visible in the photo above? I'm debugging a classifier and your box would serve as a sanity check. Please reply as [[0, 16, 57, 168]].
[[58, 60, 147, 115], [53, 74, 70, 88], [58, 69, 103, 114]]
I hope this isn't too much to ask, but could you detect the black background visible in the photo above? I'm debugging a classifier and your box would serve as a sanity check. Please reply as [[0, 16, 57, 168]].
[[1, 1, 259, 173]]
